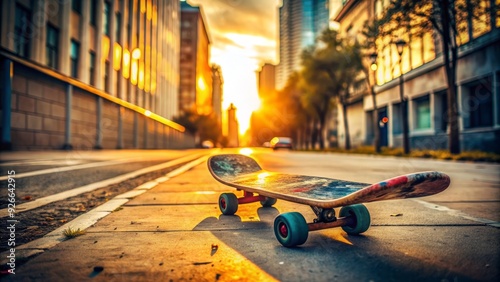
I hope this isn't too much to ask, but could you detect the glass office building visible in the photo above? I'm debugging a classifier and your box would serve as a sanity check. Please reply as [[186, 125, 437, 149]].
[[276, 0, 329, 90]]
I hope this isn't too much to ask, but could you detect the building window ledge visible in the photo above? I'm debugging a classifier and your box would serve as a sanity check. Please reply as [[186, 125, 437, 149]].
[[410, 129, 434, 137], [462, 126, 500, 134]]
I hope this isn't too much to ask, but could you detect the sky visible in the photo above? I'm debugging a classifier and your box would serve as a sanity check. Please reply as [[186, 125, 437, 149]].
[[186, 0, 281, 134]]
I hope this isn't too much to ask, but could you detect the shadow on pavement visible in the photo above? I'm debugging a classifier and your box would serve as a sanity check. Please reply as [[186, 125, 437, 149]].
[[193, 206, 480, 281]]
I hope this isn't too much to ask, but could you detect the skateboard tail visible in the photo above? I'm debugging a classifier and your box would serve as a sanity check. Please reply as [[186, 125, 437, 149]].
[[330, 171, 451, 207]]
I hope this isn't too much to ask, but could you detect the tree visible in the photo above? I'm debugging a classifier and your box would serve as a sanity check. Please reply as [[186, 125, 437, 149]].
[[299, 46, 335, 149], [299, 29, 363, 150], [377, 0, 495, 154], [173, 110, 222, 146], [249, 71, 308, 148]]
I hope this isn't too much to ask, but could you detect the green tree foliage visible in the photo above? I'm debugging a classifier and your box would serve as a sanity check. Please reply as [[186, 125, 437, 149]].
[[375, 0, 496, 154], [299, 29, 363, 149], [249, 29, 364, 149]]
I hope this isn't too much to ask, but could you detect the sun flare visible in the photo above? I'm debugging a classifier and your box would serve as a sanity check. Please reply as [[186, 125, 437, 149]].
[[212, 49, 262, 134]]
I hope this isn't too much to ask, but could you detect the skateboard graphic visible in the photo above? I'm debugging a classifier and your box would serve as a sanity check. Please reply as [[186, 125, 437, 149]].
[[207, 154, 451, 247]]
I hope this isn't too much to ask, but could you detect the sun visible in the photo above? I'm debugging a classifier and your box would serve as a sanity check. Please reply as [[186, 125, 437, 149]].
[[212, 49, 262, 135]]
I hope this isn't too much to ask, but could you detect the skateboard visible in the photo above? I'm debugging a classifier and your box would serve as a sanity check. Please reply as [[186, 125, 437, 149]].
[[207, 154, 451, 247]]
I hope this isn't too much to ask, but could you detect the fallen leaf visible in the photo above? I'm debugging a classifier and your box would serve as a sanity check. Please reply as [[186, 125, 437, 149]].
[[390, 213, 403, 217]]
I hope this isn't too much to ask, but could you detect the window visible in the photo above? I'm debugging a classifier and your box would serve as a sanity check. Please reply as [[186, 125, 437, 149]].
[[180, 53, 192, 62], [104, 60, 110, 92], [436, 90, 448, 132], [72, 0, 82, 13], [181, 30, 192, 39], [89, 51, 96, 85], [392, 103, 403, 134], [497, 73, 500, 125], [46, 25, 59, 69], [414, 95, 431, 130], [472, 0, 491, 39], [115, 12, 122, 41], [90, 0, 97, 26], [70, 40, 80, 77], [14, 5, 32, 58], [126, 80, 131, 102], [127, 21, 132, 44], [464, 77, 493, 128], [103, 1, 111, 36], [116, 67, 120, 97]]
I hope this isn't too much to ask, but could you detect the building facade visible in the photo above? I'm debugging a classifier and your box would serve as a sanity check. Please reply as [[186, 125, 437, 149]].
[[179, 1, 212, 115], [211, 64, 223, 135], [333, 0, 375, 149], [1, 0, 193, 150], [227, 103, 239, 147], [258, 63, 276, 99], [276, 0, 330, 90], [334, 0, 500, 153]]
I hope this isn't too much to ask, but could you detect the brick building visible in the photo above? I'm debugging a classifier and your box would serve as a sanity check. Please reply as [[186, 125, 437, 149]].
[[0, 0, 193, 150]]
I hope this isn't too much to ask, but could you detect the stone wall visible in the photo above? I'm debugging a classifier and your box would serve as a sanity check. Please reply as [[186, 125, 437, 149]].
[[3, 60, 194, 150]]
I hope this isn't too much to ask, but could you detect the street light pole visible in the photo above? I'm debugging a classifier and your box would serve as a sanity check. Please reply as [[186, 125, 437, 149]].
[[395, 39, 410, 154], [368, 52, 381, 153]]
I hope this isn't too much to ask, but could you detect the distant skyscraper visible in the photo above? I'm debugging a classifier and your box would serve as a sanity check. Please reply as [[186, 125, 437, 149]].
[[227, 103, 239, 147], [276, 0, 329, 90], [258, 63, 276, 100], [211, 64, 223, 131], [180, 1, 212, 115]]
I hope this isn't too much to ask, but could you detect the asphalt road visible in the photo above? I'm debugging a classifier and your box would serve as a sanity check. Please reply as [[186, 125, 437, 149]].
[[216, 148, 500, 281], [0, 149, 209, 206], [249, 148, 500, 223]]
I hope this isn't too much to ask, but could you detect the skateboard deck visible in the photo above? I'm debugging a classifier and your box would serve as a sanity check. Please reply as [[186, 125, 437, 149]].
[[208, 154, 450, 209], [207, 154, 451, 247]]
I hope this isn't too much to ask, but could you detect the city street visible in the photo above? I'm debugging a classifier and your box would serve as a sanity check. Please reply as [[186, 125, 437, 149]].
[[1, 0, 499, 280], [1, 148, 499, 281]]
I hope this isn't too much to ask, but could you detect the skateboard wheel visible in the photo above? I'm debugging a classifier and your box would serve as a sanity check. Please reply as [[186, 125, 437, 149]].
[[219, 193, 238, 215], [260, 197, 277, 207], [339, 204, 371, 235], [273, 212, 308, 247]]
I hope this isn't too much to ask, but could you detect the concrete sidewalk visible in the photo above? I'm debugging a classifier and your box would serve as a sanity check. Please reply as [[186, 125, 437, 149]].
[[4, 157, 278, 281], [3, 155, 499, 281]]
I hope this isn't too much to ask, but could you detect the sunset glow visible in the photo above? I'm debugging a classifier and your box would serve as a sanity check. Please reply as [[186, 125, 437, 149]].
[[188, 0, 280, 134]]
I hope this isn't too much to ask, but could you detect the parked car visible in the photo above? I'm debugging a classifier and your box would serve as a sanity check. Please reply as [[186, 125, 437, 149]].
[[201, 140, 214, 148], [270, 137, 293, 150]]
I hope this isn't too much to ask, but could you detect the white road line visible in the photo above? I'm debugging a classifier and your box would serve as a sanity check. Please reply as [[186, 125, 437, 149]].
[[415, 199, 500, 227], [0, 153, 206, 217], [0, 159, 86, 166], [0, 155, 211, 265], [0, 158, 137, 181]]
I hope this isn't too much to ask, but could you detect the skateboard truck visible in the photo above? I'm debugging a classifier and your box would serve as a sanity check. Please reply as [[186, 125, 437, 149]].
[[208, 154, 450, 247], [311, 207, 336, 223], [237, 191, 266, 204], [218, 190, 370, 247]]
